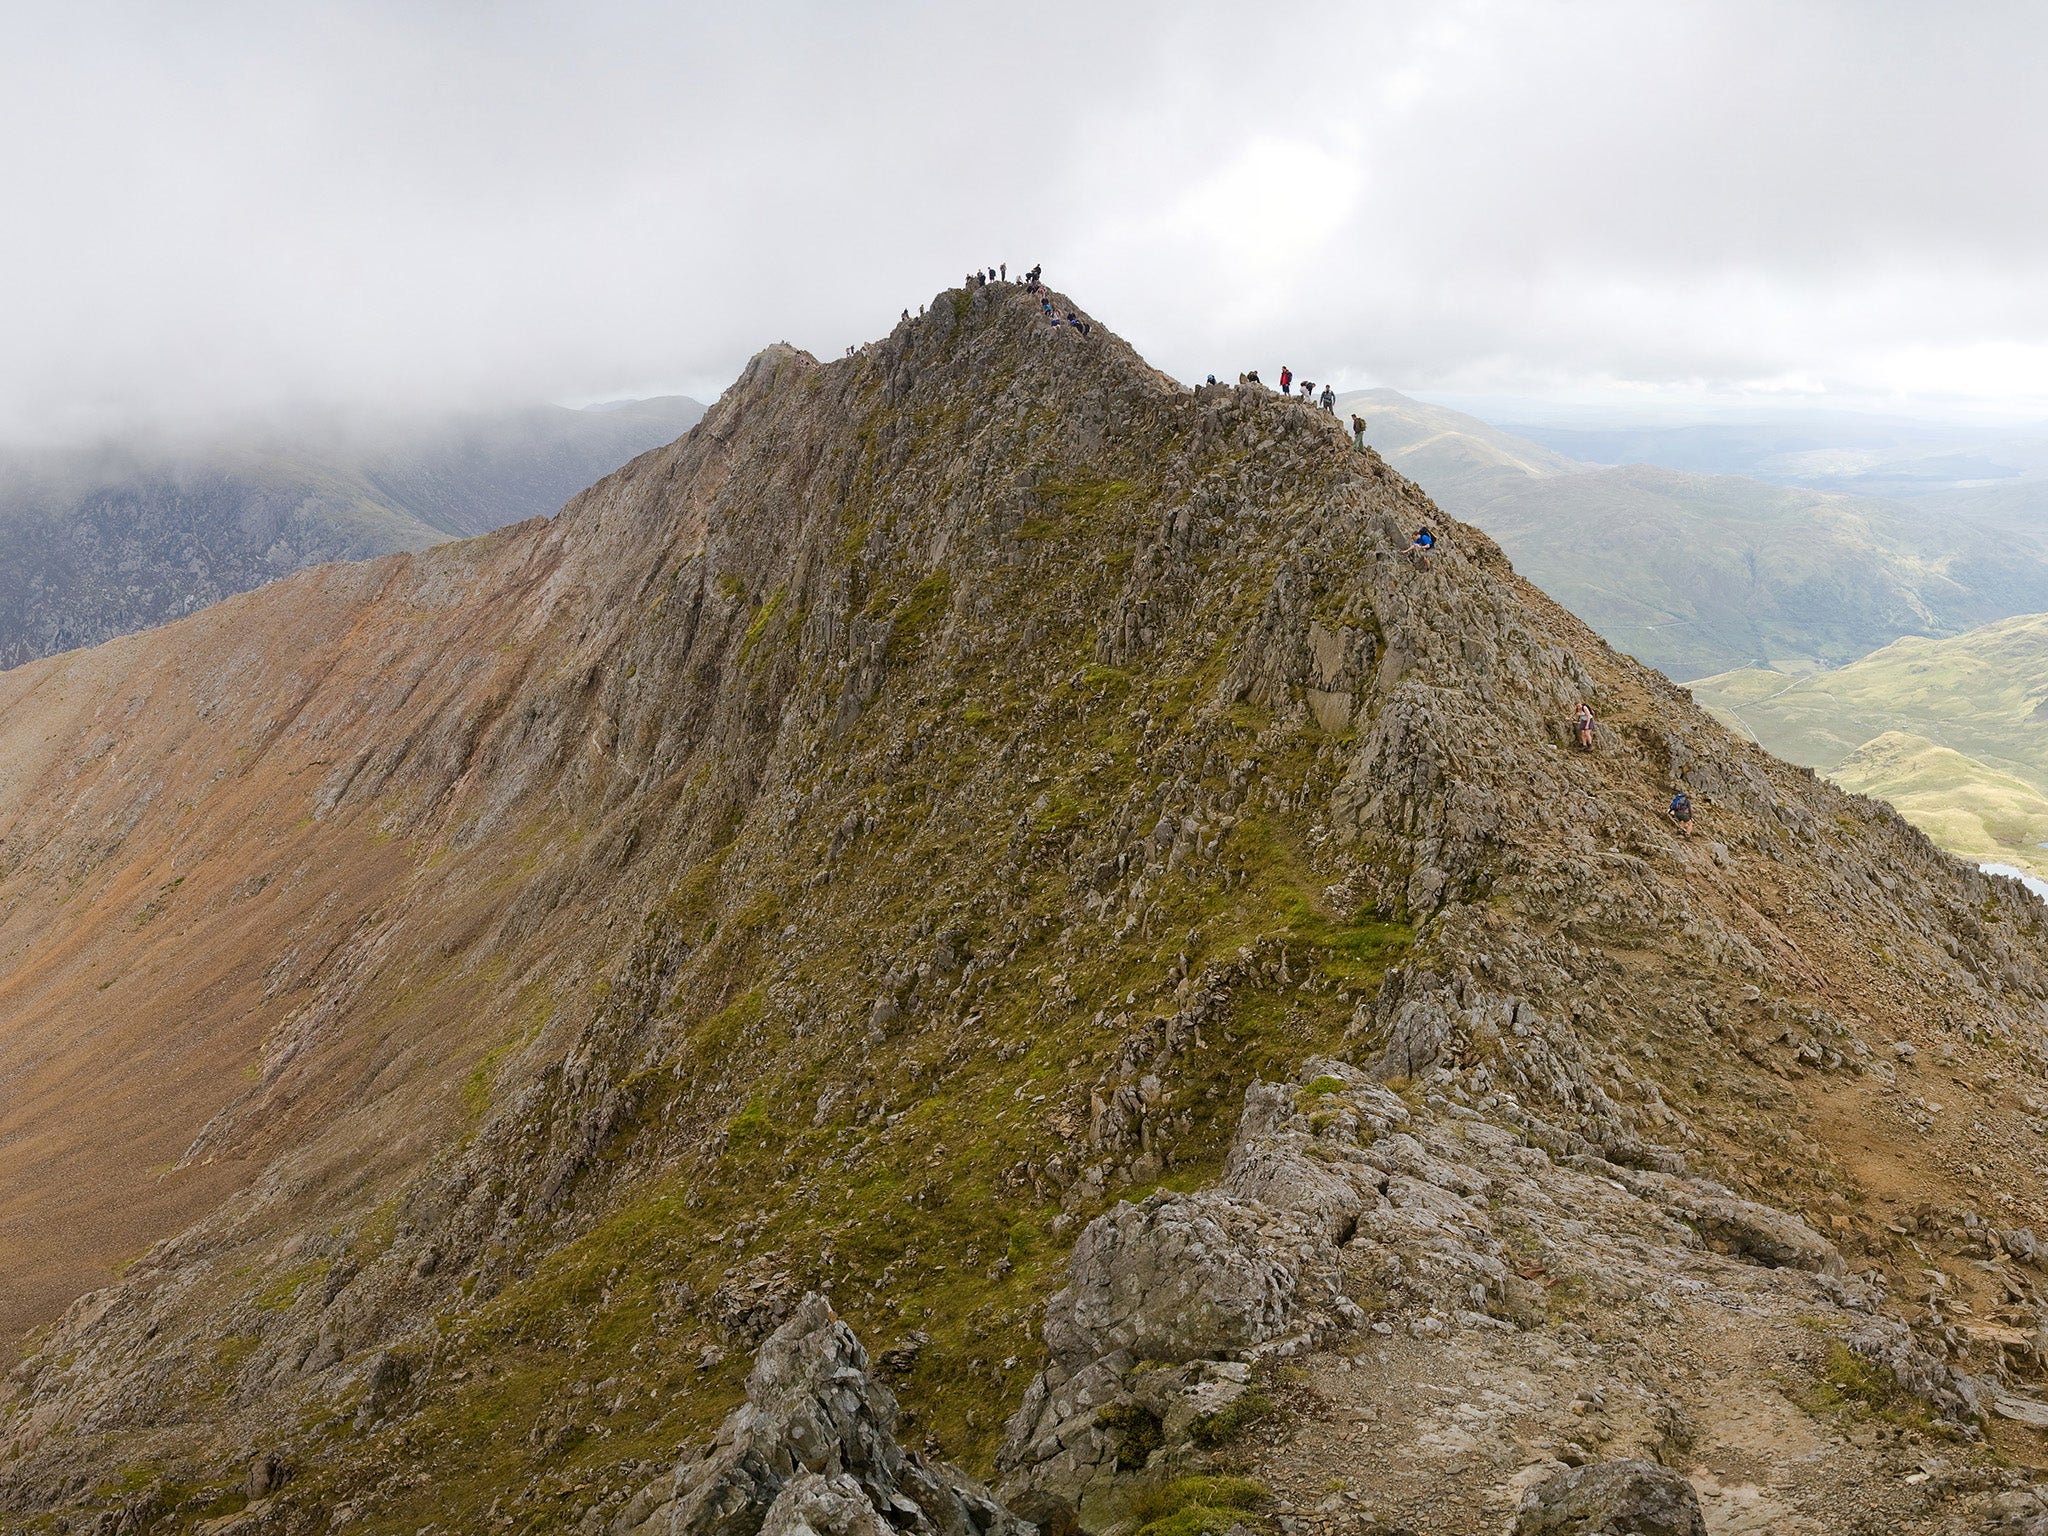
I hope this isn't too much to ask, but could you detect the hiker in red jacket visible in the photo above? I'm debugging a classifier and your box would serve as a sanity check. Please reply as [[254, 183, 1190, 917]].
[[1278, 366, 1292, 395]]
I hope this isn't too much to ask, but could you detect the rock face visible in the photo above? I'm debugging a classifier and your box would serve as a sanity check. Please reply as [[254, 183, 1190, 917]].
[[1513, 1459, 1707, 1536], [608, 1295, 1021, 1536], [1000, 1060, 1888, 1521]]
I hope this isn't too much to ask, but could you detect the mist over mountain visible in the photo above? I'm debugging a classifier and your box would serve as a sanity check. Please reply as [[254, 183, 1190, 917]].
[[0, 396, 702, 668], [1346, 388, 2048, 681]]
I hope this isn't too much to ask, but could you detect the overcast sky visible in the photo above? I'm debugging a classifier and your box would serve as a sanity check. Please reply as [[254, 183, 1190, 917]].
[[3, 1, 2045, 442]]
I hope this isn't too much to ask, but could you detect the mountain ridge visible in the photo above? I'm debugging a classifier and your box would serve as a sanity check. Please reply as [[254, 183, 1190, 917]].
[[5, 285, 2048, 1532]]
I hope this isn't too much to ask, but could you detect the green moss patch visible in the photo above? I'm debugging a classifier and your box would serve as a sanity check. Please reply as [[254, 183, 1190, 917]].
[[1132, 1475, 1271, 1536]]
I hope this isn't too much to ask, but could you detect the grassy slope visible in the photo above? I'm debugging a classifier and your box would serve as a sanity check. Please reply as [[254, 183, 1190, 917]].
[[1694, 613, 2048, 877], [1829, 732, 2048, 878]]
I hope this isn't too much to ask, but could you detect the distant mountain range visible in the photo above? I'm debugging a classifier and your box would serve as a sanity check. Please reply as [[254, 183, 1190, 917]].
[[1690, 614, 2048, 878], [0, 396, 703, 667], [1488, 411, 2048, 501], [1342, 388, 2048, 682]]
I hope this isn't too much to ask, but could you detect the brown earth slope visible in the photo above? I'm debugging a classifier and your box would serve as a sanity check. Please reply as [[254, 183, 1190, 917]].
[[2, 285, 2048, 1534]]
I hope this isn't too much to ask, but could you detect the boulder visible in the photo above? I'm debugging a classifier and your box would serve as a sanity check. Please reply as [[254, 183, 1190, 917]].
[[1514, 1459, 1707, 1536], [1040, 1189, 1338, 1372]]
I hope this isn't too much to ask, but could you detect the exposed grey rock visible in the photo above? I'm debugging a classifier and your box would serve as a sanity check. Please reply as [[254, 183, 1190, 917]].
[[1982, 1486, 2048, 1536], [1591, 1161, 1845, 1276], [1040, 1189, 1338, 1371], [664, 1293, 1024, 1536], [1513, 1459, 1707, 1536]]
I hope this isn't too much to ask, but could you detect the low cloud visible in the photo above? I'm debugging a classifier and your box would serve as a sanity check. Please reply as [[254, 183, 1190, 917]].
[[2, 1, 2044, 442]]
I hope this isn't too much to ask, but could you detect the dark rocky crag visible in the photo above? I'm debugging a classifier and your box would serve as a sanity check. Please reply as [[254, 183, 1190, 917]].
[[4, 282, 2048, 1532]]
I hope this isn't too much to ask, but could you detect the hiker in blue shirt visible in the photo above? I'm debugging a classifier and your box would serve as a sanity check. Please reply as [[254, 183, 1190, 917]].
[[1410, 527, 1436, 569], [1670, 791, 1695, 837]]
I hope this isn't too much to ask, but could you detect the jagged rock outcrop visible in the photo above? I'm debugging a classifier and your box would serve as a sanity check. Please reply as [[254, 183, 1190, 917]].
[[1001, 1060, 2008, 1531], [604, 1295, 1021, 1536]]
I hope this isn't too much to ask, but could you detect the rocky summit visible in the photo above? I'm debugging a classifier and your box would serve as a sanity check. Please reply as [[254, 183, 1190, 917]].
[[6, 281, 2048, 1534]]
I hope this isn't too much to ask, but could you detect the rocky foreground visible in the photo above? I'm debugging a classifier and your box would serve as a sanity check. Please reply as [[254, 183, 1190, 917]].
[[6, 281, 2048, 1533]]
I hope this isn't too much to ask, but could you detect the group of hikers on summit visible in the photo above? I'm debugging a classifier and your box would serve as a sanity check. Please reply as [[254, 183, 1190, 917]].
[[1272, 365, 1340, 416], [962, 263, 1092, 335], [1222, 364, 1370, 448]]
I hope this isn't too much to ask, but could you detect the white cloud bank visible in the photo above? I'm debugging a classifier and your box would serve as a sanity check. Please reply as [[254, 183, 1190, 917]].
[[1, 0, 2044, 440]]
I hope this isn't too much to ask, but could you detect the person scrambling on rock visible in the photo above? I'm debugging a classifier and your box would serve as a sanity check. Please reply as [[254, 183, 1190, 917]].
[[1410, 526, 1436, 568], [1670, 790, 1695, 837], [1575, 701, 1596, 750], [1350, 412, 1367, 447], [1246, 369, 1261, 387], [1299, 379, 1314, 400]]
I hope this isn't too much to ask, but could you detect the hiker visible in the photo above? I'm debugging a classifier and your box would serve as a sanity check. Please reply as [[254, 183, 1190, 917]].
[[1669, 790, 1695, 837], [1247, 369, 1261, 386], [1574, 701, 1595, 750], [1320, 385, 1335, 413], [1000, 262, 1006, 280], [1207, 374, 1218, 385], [1300, 379, 1314, 400], [1410, 526, 1436, 568], [1350, 413, 1366, 447], [1279, 365, 1292, 395], [901, 308, 910, 322]]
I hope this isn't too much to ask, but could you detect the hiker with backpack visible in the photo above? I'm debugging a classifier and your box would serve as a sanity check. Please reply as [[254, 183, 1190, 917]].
[[1350, 413, 1367, 447], [1410, 527, 1436, 569], [1278, 366, 1292, 395], [1669, 790, 1695, 837], [1574, 702, 1595, 750], [1320, 385, 1336, 413]]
